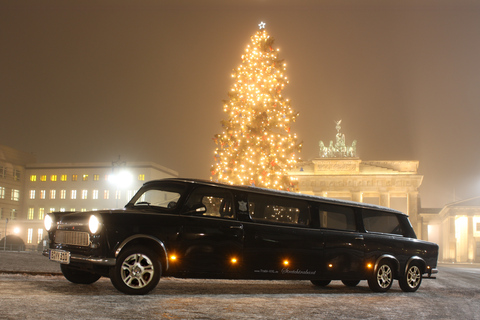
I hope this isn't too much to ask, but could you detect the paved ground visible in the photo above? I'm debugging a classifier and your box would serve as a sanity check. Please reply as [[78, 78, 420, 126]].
[[0, 250, 61, 275], [1, 251, 480, 319]]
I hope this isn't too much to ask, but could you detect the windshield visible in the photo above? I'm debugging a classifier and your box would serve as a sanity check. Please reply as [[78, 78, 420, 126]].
[[126, 182, 187, 210]]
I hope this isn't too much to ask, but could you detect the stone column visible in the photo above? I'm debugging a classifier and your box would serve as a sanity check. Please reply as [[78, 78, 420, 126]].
[[407, 192, 420, 238], [468, 216, 474, 262]]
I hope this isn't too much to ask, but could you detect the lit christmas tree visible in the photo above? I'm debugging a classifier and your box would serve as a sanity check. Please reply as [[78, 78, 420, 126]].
[[211, 22, 302, 191]]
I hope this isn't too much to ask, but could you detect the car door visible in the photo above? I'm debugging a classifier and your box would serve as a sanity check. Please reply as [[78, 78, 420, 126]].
[[241, 194, 324, 279], [318, 204, 366, 279], [176, 186, 244, 276]]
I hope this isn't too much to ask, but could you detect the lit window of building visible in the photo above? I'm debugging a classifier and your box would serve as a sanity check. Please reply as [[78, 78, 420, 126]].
[[61, 174, 67, 181], [60, 190, 66, 199], [29, 190, 35, 199], [115, 190, 121, 200], [82, 190, 88, 199], [37, 229, 43, 243], [11, 189, 20, 201], [10, 209, 17, 220], [13, 169, 20, 181], [60, 208, 66, 212], [50, 190, 56, 199], [51, 175, 57, 182], [30, 175, 37, 182], [83, 174, 88, 181], [49, 207, 55, 213], [92, 190, 99, 200], [71, 190, 77, 200], [41, 175, 47, 182], [38, 208, 45, 220], [27, 228, 33, 244], [0, 166, 5, 178], [81, 208, 87, 212], [94, 174, 100, 181], [70, 208, 75, 212], [40, 190, 46, 199], [72, 175, 78, 181], [138, 174, 145, 181], [0, 187, 4, 199], [28, 208, 35, 220], [104, 190, 109, 200]]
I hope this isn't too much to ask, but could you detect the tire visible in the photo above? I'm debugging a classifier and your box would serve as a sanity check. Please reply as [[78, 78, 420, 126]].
[[110, 246, 161, 295], [60, 264, 101, 284], [399, 262, 423, 292], [341, 280, 360, 287], [311, 280, 331, 287], [368, 260, 394, 292]]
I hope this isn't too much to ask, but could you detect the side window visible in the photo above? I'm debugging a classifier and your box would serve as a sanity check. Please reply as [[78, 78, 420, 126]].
[[185, 187, 235, 219], [318, 205, 356, 231], [363, 210, 403, 235], [248, 194, 310, 226]]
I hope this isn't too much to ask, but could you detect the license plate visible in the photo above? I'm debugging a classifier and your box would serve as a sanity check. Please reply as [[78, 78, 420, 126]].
[[49, 249, 70, 264]]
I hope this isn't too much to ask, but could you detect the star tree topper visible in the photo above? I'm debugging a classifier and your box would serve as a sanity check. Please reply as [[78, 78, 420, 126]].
[[258, 21, 266, 29]]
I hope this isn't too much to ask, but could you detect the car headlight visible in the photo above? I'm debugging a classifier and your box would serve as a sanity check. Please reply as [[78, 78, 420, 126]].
[[44, 214, 55, 231], [89, 215, 102, 234]]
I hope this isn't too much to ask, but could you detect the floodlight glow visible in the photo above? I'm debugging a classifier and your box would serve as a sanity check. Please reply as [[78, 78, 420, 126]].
[[109, 170, 133, 188]]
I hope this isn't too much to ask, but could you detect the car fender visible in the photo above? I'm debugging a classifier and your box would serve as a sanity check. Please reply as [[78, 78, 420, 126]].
[[115, 234, 170, 270], [374, 254, 400, 276], [404, 256, 426, 274]]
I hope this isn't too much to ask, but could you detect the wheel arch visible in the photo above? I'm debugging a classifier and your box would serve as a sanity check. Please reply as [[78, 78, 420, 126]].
[[374, 254, 400, 278], [115, 235, 169, 271], [404, 256, 426, 275]]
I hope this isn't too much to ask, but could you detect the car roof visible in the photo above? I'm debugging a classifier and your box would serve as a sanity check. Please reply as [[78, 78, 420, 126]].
[[142, 178, 408, 216]]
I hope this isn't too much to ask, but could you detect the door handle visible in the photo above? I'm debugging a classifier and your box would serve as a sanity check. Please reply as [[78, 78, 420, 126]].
[[355, 235, 364, 240], [230, 225, 243, 230]]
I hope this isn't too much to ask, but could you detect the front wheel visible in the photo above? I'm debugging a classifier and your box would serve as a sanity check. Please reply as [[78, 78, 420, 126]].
[[60, 264, 101, 284], [399, 262, 422, 292], [110, 246, 161, 295], [368, 260, 394, 292]]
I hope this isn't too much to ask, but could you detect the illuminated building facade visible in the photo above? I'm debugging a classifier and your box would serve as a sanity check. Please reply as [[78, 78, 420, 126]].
[[0, 144, 178, 251], [0, 145, 36, 245], [422, 197, 480, 263]]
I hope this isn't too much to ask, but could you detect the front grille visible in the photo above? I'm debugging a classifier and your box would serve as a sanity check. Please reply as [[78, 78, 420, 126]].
[[55, 230, 90, 247]]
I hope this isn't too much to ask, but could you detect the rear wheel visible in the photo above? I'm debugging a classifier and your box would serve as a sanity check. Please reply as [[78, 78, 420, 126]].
[[60, 264, 101, 284], [110, 246, 161, 295], [399, 262, 422, 292], [368, 260, 394, 292], [341, 280, 360, 287], [311, 280, 331, 287]]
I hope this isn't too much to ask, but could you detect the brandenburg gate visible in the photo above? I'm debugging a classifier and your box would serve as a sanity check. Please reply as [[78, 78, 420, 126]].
[[289, 121, 424, 238]]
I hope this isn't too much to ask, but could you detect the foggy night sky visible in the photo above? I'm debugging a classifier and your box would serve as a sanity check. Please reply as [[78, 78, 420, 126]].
[[1, 0, 480, 208]]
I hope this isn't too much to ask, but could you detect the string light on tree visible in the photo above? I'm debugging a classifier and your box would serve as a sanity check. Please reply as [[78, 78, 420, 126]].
[[211, 22, 302, 191]]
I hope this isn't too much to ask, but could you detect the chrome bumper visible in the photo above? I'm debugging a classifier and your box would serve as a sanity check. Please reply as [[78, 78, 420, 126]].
[[43, 249, 116, 266]]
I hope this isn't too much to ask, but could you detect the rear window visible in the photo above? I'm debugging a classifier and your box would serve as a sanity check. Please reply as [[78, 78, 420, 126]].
[[248, 194, 310, 226], [363, 210, 404, 235]]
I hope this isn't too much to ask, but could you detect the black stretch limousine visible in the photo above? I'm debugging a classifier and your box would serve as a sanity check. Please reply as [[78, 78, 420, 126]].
[[44, 178, 438, 295]]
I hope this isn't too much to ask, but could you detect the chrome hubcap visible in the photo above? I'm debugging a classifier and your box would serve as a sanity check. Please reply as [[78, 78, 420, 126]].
[[377, 264, 392, 288], [121, 253, 155, 289], [406, 265, 421, 288]]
